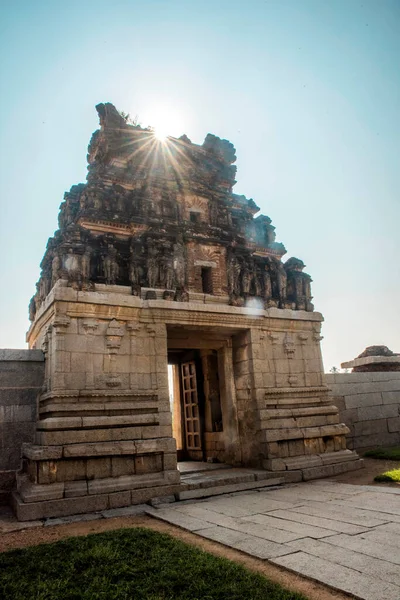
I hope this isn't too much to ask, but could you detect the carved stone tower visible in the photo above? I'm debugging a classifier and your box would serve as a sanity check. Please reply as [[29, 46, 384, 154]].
[[14, 103, 362, 520]]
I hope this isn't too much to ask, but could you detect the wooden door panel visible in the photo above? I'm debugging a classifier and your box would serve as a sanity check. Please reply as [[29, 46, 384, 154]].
[[181, 360, 202, 459]]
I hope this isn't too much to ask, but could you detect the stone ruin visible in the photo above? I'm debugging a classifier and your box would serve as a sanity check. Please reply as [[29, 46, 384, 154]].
[[342, 346, 400, 372], [14, 103, 362, 520]]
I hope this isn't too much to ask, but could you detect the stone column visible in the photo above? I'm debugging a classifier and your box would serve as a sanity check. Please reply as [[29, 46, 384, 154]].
[[218, 339, 241, 464]]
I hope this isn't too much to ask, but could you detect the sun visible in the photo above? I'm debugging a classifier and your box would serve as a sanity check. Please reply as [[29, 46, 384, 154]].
[[154, 125, 169, 142], [141, 104, 185, 142]]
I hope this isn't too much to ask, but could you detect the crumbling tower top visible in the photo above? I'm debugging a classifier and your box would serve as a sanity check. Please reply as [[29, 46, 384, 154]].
[[29, 102, 313, 322]]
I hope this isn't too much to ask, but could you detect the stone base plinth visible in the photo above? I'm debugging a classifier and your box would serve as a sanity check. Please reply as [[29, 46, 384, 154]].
[[12, 477, 180, 521], [13, 283, 361, 521], [267, 450, 363, 481]]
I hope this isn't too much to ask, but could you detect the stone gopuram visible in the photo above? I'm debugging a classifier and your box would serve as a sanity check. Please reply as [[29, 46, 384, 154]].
[[15, 103, 362, 520]]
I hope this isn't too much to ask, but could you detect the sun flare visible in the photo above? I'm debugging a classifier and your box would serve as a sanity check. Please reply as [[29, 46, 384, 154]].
[[141, 104, 185, 142], [154, 126, 169, 142]]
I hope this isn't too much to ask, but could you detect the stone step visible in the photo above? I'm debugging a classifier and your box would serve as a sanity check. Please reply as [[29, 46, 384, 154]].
[[178, 467, 284, 500], [180, 467, 280, 490], [178, 477, 284, 500]]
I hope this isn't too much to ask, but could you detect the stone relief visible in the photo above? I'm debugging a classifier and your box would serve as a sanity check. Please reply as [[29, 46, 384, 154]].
[[29, 102, 314, 320]]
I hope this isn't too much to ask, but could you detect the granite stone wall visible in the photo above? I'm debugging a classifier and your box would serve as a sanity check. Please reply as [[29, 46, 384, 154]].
[[0, 349, 44, 502], [325, 372, 400, 452]]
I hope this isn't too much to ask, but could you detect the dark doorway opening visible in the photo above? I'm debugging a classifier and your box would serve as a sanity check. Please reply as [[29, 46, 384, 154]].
[[201, 267, 213, 294]]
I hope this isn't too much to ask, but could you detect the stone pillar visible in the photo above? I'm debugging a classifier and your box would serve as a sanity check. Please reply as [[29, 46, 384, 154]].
[[218, 340, 241, 464]]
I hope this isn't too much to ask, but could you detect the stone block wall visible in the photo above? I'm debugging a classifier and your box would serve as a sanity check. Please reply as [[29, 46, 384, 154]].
[[0, 349, 44, 502], [325, 372, 400, 451]]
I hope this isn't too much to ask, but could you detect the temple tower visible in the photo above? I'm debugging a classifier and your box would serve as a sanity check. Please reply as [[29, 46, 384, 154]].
[[14, 103, 362, 520]]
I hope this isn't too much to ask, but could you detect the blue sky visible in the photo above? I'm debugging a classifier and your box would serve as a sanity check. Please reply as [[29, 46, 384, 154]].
[[0, 0, 399, 370]]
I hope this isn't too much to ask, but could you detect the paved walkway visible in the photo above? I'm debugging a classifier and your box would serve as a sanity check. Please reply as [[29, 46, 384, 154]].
[[147, 480, 400, 600]]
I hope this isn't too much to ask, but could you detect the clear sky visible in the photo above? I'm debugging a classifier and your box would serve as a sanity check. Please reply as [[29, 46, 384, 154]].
[[0, 0, 399, 371]]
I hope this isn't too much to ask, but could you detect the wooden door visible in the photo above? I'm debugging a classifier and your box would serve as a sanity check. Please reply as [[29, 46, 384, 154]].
[[181, 361, 203, 460]]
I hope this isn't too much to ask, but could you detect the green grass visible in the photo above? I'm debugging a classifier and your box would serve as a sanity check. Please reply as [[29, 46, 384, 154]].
[[364, 447, 400, 461], [374, 469, 400, 483], [0, 528, 306, 600]]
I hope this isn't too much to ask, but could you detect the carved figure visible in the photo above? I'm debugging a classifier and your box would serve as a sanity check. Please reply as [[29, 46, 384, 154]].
[[275, 260, 287, 305], [103, 244, 119, 284], [63, 248, 82, 287], [160, 254, 174, 289], [147, 246, 159, 288], [51, 254, 61, 288], [175, 286, 189, 302], [81, 249, 91, 284], [28, 296, 36, 322], [241, 262, 251, 295], [173, 240, 186, 287], [227, 253, 242, 296], [254, 264, 262, 297], [263, 264, 272, 300], [38, 275, 50, 301]]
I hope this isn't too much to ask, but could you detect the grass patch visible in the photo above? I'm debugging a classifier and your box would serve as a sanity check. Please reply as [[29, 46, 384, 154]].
[[0, 527, 306, 600], [374, 469, 400, 483], [364, 447, 400, 461]]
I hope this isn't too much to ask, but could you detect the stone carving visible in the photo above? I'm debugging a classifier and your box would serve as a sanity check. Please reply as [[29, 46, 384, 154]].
[[30, 102, 314, 318], [175, 286, 189, 302], [103, 243, 119, 285], [285, 257, 314, 311], [283, 333, 296, 358], [129, 242, 141, 292], [263, 264, 272, 302], [147, 246, 159, 288], [160, 254, 174, 290], [81, 248, 91, 287], [273, 259, 287, 307], [28, 296, 36, 322], [51, 253, 61, 288], [227, 252, 241, 296], [173, 239, 186, 288]]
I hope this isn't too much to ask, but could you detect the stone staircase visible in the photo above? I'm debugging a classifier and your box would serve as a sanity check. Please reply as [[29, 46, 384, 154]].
[[177, 463, 284, 500]]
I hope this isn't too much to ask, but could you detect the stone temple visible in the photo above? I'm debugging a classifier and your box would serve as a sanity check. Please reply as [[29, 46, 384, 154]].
[[15, 103, 362, 520]]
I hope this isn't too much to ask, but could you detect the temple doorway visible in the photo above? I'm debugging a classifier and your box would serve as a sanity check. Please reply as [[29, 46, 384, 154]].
[[167, 325, 242, 466]]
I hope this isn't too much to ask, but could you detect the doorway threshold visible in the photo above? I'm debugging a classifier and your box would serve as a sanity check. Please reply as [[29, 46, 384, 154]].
[[178, 461, 231, 475], [178, 464, 284, 500]]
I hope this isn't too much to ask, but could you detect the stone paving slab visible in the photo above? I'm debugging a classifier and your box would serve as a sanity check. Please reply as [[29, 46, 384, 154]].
[[267, 508, 370, 534], [287, 537, 400, 587], [240, 512, 337, 539], [329, 492, 400, 516], [286, 501, 392, 527], [271, 551, 400, 600], [148, 481, 400, 600], [357, 529, 400, 549], [320, 533, 400, 566], [195, 526, 295, 559], [199, 496, 299, 516]]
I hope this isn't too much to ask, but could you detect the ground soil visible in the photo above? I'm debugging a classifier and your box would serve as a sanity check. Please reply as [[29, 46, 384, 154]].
[[1, 457, 398, 600], [326, 456, 400, 486]]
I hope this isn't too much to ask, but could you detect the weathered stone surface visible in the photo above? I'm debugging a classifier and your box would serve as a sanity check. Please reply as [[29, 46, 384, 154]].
[[324, 533, 400, 566], [287, 537, 400, 586], [7, 102, 359, 521], [193, 526, 296, 559], [271, 551, 400, 600]]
